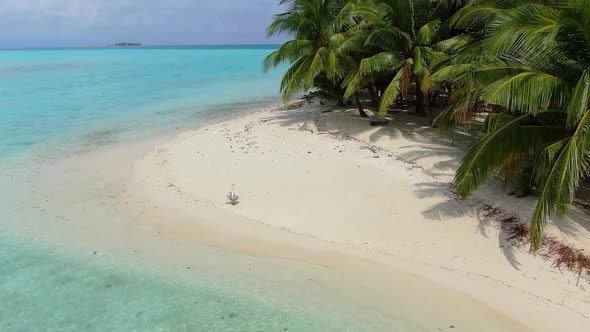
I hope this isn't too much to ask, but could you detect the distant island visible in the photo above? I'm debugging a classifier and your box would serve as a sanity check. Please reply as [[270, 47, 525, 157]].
[[110, 42, 142, 47]]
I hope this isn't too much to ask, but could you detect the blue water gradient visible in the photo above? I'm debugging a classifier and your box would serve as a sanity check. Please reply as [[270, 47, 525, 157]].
[[0, 235, 370, 332], [0, 46, 285, 160]]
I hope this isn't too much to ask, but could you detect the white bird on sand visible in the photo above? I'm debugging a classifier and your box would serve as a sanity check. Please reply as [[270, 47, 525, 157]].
[[227, 185, 240, 205]]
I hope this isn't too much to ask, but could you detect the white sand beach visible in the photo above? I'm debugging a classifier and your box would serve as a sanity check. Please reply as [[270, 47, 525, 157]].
[[7, 101, 588, 331], [125, 101, 590, 331]]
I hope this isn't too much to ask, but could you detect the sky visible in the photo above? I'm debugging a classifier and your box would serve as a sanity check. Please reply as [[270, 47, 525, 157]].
[[0, 0, 287, 48]]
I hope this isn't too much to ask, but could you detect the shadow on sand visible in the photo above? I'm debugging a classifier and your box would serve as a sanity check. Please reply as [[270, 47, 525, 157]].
[[261, 101, 589, 271]]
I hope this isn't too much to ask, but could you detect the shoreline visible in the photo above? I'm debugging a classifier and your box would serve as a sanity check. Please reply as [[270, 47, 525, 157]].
[[130, 101, 589, 331], [3, 100, 589, 331], [0, 96, 284, 174]]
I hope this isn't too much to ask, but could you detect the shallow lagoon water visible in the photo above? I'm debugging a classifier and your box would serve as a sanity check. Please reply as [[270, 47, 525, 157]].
[[0, 46, 400, 331], [0, 235, 388, 332]]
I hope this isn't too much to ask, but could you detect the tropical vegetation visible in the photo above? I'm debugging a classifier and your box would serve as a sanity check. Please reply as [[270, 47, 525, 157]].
[[265, 0, 590, 251]]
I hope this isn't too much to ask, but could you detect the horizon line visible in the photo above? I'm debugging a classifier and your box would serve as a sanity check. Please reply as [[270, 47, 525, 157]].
[[0, 43, 282, 51]]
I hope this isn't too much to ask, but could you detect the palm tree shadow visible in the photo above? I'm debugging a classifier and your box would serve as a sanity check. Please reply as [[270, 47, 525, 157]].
[[365, 112, 477, 178], [266, 102, 531, 270], [521, 200, 590, 241], [415, 181, 523, 269], [261, 103, 391, 143], [499, 234, 522, 270], [482, 176, 590, 241]]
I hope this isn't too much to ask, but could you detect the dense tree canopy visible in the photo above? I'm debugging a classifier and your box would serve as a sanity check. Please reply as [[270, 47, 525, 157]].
[[266, 0, 590, 250]]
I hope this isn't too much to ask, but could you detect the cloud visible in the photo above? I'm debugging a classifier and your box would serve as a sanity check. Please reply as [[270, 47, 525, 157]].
[[0, 0, 285, 48], [1, 0, 97, 19]]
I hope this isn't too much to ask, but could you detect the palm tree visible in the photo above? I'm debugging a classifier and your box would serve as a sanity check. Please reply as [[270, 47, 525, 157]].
[[340, 0, 459, 117], [264, 0, 350, 105], [434, 0, 590, 250]]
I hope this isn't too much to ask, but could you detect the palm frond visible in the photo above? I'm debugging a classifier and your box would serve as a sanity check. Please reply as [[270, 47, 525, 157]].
[[416, 19, 441, 46], [530, 109, 590, 249], [263, 39, 314, 71], [359, 51, 400, 77], [480, 70, 567, 113], [566, 69, 590, 128], [305, 47, 328, 88], [378, 60, 411, 115], [455, 113, 566, 198], [449, 4, 501, 30]]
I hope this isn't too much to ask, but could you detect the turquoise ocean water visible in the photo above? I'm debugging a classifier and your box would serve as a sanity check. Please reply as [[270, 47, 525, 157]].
[[0, 235, 379, 332], [0, 46, 285, 162], [0, 46, 384, 331]]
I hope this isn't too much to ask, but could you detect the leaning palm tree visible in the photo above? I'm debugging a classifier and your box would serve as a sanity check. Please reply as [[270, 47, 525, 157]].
[[264, 0, 349, 103], [436, 0, 590, 250]]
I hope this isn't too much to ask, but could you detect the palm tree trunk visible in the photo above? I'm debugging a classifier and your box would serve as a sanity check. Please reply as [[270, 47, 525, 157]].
[[446, 84, 453, 105], [395, 94, 404, 109], [369, 85, 379, 107], [426, 92, 434, 124], [415, 78, 426, 115], [355, 93, 369, 118]]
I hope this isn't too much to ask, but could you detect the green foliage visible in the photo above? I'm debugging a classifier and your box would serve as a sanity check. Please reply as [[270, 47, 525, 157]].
[[434, 0, 590, 249], [264, 0, 348, 101], [266, 0, 590, 249]]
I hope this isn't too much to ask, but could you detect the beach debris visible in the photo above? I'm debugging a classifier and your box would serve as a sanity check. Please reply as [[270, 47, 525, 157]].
[[227, 185, 240, 205], [480, 204, 590, 285]]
